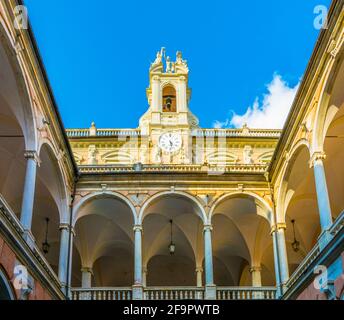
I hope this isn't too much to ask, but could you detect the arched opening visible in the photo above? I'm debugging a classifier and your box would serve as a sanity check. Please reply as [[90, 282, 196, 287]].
[[162, 85, 177, 112], [0, 26, 36, 216], [142, 193, 204, 287], [211, 194, 275, 286], [0, 268, 15, 300], [31, 143, 67, 273], [73, 194, 135, 287], [322, 57, 344, 220], [281, 146, 320, 275]]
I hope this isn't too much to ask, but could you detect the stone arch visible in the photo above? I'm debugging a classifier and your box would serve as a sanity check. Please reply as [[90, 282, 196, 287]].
[[209, 192, 274, 286], [0, 22, 37, 151], [0, 266, 15, 300], [161, 83, 177, 113], [275, 140, 311, 223], [138, 190, 207, 224], [312, 43, 344, 152], [276, 142, 321, 273], [37, 141, 69, 222], [72, 191, 137, 226], [209, 192, 273, 225]]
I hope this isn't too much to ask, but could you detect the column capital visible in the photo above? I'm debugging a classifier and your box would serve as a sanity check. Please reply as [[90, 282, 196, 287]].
[[24, 150, 41, 165], [81, 267, 93, 275], [59, 223, 75, 235], [270, 223, 287, 234], [133, 225, 143, 232], [249, 266, 262, 273], [203, 224, 213, 232], [309, 151, 326, 168]]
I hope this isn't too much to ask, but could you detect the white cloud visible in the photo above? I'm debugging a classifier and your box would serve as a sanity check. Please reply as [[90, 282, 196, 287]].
[[213, 74, 300, 129]]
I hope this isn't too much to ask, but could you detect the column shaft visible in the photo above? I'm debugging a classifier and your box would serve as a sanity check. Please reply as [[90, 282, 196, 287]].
[[250, 266, 262, 287], [204, 226, 214, 285], [58, 225, 70, 287], [134, 226, 142, 285], [313, 158, 333, 231], [272, 230, 281, 289], [20, 154, 38, 230], [196, 268, 203, 287], [81, 268, 92, 288], [276, 227, 289, 285]]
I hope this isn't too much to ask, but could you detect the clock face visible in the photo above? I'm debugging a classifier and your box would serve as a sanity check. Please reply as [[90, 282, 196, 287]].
[[159, 132, 182, 153]]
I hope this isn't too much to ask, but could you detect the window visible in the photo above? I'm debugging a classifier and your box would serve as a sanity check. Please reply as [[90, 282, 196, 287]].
[[162, 86, 177, 112]]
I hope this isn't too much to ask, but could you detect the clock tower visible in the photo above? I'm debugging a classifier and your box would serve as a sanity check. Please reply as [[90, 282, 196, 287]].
[[139, 48, 199, 164]]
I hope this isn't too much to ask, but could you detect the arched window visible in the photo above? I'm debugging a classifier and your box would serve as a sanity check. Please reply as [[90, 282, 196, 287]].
[[162, 86, 177, 112], [0, 268, 15, 300]]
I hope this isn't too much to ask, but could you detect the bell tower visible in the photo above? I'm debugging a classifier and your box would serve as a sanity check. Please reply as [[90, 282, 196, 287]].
[[139, 48, 199, 134], [139, 48, 199, 165]]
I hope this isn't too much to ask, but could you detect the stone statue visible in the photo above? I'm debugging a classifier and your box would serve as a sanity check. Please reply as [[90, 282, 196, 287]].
[[243, 146, 253, 165], [153, 145, 162, 164], [166, 56, 172, 73], [150, 48, 165, 71], [140, 144, 148, 164], [176, 51, 188, 66], [153, 50, 162, 65], [88, 145, 98, 165]]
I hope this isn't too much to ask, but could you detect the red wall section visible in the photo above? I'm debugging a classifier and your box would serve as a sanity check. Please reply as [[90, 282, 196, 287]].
[[0, 234, 53, 300]]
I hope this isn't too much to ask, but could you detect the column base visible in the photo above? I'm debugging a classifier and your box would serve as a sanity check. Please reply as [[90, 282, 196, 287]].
[[60, 283, 70, 299], [205, 284, 217, 300], [132, 284, 144, 300], [318, 229, 333, 251], [22, 230, 35, 250]]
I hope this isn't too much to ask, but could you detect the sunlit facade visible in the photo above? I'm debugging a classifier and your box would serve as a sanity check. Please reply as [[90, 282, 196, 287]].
[[0, 0, 343, 300]]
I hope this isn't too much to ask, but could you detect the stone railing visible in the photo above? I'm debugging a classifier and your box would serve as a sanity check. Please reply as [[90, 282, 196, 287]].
[[286, 242, 321, 289], [217, 287, 276, 300], [71, 288, 132, 300], [66, 129, 140, 138], [66, 128, 281, 139], [71, 286, 278, 300], [144, 287, 204, 300], [286, 211, 344, 290], [78, 163, 268, 174], [192, 128, 281, 138], [0, 194, 64, 299]]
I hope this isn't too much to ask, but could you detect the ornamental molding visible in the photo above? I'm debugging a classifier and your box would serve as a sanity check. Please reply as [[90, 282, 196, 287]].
[[270, 223, 287, 234], [249, 266, 262, 273], [309, 151, 326, 168], [203, 224, 213, 232], [24, 150, 41, 166]]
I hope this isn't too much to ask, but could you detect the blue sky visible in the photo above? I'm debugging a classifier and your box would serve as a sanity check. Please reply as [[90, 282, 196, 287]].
[[24, 0, 330, 129]]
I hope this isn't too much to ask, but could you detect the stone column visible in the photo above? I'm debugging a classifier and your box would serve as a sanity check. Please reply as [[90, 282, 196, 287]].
[[310, 152, 333, 248], [250, 265, 262, 299], [58, 223, 72, 294], [20, 151, 39, 245], [250, 266, 262, 287], [178, 76, 187, 112], [81, 267, 93, 288], [142, 267, 148, 287], [274, 223, 289, 293], [203, 225, 216, 299], [195, 267, 203, 287], [133, 225, 143, 300], [151, 76, 160, 112], [271, 229, 282, 297]]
